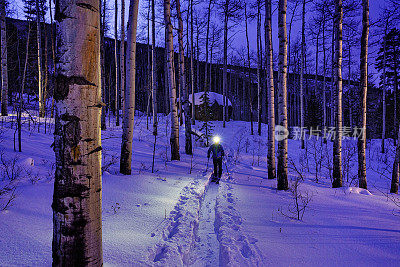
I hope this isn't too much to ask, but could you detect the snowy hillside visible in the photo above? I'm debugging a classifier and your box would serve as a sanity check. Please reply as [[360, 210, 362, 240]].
[[0, 113, 399, 266]]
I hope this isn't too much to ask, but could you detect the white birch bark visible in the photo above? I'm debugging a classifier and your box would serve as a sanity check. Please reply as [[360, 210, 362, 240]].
[[52, 0, 102, 264], [276, 0, 289, 190], [120, 0, 125, 118], [176, 0, 192, 155], [164, 0, 180, 160], [115, 0, 119, 126], [36, 0, 44, 117], [300, 0, 305, 149], [358, 0, 369, 190], [265, 0, 276, 180], [277, 0, 289, 190], [120, 0, 140, 174], [0, 0, 8, 116], [332, 0, 343, 188]]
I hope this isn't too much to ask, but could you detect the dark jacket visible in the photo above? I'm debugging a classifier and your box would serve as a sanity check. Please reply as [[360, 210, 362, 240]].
[[208, 144, 225, 160]]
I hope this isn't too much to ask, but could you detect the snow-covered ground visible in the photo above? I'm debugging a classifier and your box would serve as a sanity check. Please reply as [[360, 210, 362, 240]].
[[0, 110, 399, 266]]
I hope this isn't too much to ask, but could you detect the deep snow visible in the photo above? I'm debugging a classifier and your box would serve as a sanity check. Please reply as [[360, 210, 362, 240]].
[[0, 110, 399, 266]]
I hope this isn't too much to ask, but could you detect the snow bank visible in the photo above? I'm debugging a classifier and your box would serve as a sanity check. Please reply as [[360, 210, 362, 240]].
[[215, 183, 264, 267], [345, 187, 373, 196], [149, 178, 209, 266], [188, 92, 232, 107]]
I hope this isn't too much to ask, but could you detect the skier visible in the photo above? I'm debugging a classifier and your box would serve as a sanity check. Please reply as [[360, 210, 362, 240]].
[[207, 136, 225, 184]]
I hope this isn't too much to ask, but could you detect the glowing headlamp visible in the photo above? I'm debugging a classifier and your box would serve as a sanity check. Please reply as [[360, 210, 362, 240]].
[[213, 136, 220, 144]]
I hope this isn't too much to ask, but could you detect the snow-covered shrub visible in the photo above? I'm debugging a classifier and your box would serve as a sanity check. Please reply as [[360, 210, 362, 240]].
[[288, 177, 312, 221], [342, 141, 357, 185], [102, 150, 118, 174], [308, 137, 326, 182], [286, 158, 312, 220], [0, 151, 21, 211], [233, 128, 246, 165]]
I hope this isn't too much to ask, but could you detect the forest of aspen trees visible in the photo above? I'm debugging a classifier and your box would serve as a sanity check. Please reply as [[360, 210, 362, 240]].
[[0, 0, 399, 265]]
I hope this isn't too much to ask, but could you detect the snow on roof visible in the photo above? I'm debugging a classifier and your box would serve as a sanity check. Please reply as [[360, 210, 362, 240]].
[[188, 92, 232, 107]]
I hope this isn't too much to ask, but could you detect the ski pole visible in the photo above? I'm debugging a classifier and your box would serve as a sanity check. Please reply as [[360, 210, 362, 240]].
[[224, 159, 231, 177], [203, 157, 209, 176]]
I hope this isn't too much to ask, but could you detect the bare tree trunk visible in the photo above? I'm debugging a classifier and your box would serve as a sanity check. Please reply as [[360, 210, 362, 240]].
[[115, 0, 120, 126], [176, 0, 192, 155], [222, 0, 228, 128], [120, 0, 125, 118], [49, 0, 56, 118], [332, 0, 343, 188], [330, 15, 335, 127], [315, 29, 319, 96], [100, 0, 107, 130], [17, 22, 32, 152], [287, 1, 298, 116], [36, 0, 44, 117], [165, 0, 180, 160], [277, 0, 289, 190], [0, 0, 8, 116], [358, 0, 369, 190], [300, 0, 305, 149], [392, 127, 400, 194], [265, 0, 276, 180], [120, 0, 140, 175], [381, 38, 387, 153], [204, 0, 212, 93], [190, 0, 195, 125], [42, 11, 49, 120], [245, 3, 253, 135], [257, 0, 262, 136], [146, 6, 151, 129], [322, 4, 327, 142], [52, 0, 102, 264], [151, 0, 158, 172]]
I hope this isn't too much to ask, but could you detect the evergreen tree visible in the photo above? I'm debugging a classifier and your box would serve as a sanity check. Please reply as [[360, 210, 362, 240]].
[[199, 92, 214, 146], [376, 28, 400, 137]]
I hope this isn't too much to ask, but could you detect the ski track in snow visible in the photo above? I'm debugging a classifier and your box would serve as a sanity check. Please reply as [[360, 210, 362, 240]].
[[189, 181, 220, 267]]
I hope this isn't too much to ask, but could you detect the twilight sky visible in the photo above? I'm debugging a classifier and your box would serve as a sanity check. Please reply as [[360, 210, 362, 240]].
[[10, 0, 391, 85]]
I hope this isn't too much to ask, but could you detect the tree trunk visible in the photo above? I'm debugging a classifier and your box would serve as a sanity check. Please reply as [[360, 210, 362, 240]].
[[381, 38, 387, 153], [120, 0, 125, 118], [245, 3, 253, 135], [18, 22, 32, 152], [332, 0, 343, 188], [265, 0, 276, 180], [358, 0, 369, 190], [190, 0, 195, 125], [257, 0, 262, 136], [277, 0, 289, 190], [100, 0, 107, 130], [115, 0, 120, 126], [204, 0, 212, 93], [331, 15, 335, 127], [176, 0, 192, 155], [52, 0, 102, 264], [36, 0, 44, 117], [49, 0, 56, 118], [164, 0, 180, 160], [120, 0, 140, 175], [322, 4, 327, 140], [315, 29, 319, 97], [300, 0, 305, 149], [392, 127, 400, 194], [0, 0, 8, 116], [222, 0, 228, 128], [42, 11, 49, 121], [151, 0, 158, 172]]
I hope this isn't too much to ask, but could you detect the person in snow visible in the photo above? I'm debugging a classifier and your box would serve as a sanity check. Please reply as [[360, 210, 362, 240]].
[[207, 136, 225, 183]]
